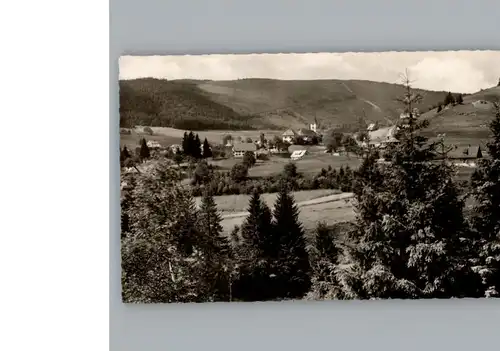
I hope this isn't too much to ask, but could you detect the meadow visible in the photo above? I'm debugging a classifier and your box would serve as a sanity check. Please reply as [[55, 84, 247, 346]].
[[120, 126, 283, 150], [209, 153, 361, 177]]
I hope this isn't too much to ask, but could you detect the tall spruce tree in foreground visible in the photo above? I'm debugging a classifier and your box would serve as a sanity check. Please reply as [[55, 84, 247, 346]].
[[470, 103, 500, 297], [121, 165, 212, 303], [197, 190, 232, 301], [272, 181, 311, 299], [306, 222, 342, 300], [232, 190, 278, 301], [335, 71, 477, 299]]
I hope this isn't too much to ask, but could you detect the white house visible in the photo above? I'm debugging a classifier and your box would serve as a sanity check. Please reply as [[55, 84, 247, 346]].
[[282, 129, 297, 143], [290, 149, 307, 160], [367, 122, 378, 131], [169, 144, 182, 153], [146, 140, 162, 149], [232, 143, 257, 158]]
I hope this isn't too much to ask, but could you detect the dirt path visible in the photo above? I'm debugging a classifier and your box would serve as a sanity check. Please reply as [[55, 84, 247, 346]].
[[221, 192, 354, 220], [361, 99, 382, 112], [342, 82, 354, 94]]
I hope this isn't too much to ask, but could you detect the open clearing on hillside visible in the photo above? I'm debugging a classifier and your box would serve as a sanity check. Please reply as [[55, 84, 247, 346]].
[[209, 191, 356, 234], [194, 189, 342, 213]]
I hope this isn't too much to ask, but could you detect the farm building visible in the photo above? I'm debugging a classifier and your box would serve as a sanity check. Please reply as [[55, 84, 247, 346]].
[[448, 145, 483, 166], [290, 149, 307, 160], [282, 129, 297, 143], [232, 143, 257, 158], [297, 128, 318, 143], [146, 140, 162, 149], [368, 126, 398, 148], [367, 122, 378, 131], [169, 144, 182, 152], [472, 100, 492, 109]]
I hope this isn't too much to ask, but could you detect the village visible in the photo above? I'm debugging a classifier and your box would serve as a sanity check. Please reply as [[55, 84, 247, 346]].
[[139, 108, 485, 172]]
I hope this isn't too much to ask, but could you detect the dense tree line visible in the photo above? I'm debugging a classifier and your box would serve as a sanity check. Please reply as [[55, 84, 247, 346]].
[[119, 79, 275, 131], [120, 81, 500, 301], [188, 161, 354, 197], [121, 163, 312, 302]]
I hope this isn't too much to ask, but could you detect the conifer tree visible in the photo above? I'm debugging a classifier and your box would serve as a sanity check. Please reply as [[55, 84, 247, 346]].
[[272, 181, 311, 299], [437, 105, 442, 113], [306, 222, 342, 300], [335, 71, 475, 299], [121, 165, 214, 303], [444, 91, 455, 105], [185, 131, 195, 157], [470, 103, 500, 297], [456, 94, 464, 104], [233, 190, 278, 301], [202, 138, 212, 158], [198, 190, 232, 300], [182, 132, 189, 155], [193, 134, 202, 159], [120, 146, 131, 167], [139, 138, 150, 160]]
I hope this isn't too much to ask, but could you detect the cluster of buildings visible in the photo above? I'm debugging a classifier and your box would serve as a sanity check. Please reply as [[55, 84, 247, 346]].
[[231, 120, 321, 159]]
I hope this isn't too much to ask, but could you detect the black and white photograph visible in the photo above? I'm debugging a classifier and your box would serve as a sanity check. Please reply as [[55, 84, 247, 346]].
[[119, 51, 500, 303]]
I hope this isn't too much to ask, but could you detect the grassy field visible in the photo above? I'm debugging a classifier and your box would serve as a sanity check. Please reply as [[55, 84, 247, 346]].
[[194, 189, 342, 213], [209, 153, 362, 177], [120, 127, 283, 150], [420, 86, 500, 148], [215, 192, 356, 235]]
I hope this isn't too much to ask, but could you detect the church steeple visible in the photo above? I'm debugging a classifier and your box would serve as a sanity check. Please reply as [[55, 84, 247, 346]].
[[310, 114, 318, 133]]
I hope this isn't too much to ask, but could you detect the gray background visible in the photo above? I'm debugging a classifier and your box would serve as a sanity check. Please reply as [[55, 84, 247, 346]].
[[110, 1, 500, 350]]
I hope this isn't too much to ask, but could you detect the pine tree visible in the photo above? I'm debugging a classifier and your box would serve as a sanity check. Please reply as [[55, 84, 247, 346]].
[[181, 132, 188, 154], [121, 165, 214, 303], [272, 181, 311, 299], [444, 91, 455, 105], [307, 222, 342, 300], [456, 94, 464, 104], [233, 190, 278, 301], [120, 146, 131, 167], [193, 134, 202, 159], [198, 190, 232, 301], [185, 131, 195, 158], [470, 103, 500, 297], [335, 71, 475, 299], [202, 138, 212, 158], [139, 138, 150, 160]]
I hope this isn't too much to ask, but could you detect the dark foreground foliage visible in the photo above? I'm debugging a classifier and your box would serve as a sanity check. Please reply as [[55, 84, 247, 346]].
[[120, 82, 500, 302]]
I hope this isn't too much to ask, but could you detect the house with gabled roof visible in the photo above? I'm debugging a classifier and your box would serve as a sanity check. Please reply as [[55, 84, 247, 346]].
[[282, 129, 297, 143], [232, 143, 257, 158], [448, 145, 483, 165]]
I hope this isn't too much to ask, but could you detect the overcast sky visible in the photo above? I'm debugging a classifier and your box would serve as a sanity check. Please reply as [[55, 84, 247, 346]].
[[119, 51, 500, 93]]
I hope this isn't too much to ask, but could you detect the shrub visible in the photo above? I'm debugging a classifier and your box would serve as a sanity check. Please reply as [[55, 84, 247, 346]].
[[143, 126, 154, 135], [243, 151, 256, 168], [230, 163, 249, 183]]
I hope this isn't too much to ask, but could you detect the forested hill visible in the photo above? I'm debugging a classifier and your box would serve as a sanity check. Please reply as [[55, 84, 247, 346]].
[[119, 78, 275, 131], [119, 78, 453, 131]]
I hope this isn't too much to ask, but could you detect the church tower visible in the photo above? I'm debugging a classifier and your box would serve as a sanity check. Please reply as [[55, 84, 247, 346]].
[[310, 115, 318, 133]]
